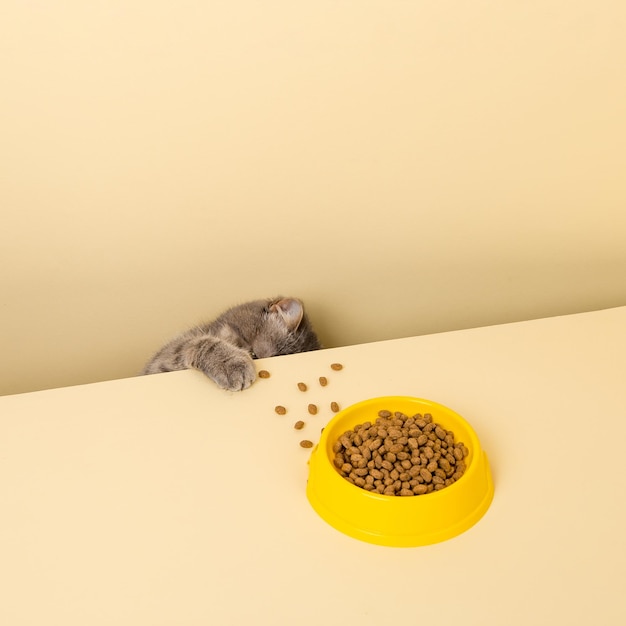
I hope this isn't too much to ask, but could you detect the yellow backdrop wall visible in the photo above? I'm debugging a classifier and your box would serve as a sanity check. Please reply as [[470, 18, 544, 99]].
[[2, 1, 625, 394]]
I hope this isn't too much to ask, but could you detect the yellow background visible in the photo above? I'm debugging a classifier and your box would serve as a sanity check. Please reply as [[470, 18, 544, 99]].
[[2, 1, 625, 395]]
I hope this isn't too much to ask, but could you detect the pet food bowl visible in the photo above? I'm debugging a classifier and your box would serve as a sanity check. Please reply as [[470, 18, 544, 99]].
[[306, 396, 494, 547]]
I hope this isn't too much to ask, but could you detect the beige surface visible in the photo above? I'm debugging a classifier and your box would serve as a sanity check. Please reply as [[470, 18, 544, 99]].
[[2, 1, 626, 395], [1, 307, 625, 625]]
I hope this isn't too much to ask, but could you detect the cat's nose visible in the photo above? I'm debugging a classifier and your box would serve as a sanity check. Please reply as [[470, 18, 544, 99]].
[[251, 343, 273, 359]]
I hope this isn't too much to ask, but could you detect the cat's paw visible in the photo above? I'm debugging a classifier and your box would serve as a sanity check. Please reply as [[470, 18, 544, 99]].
[[187, 336, 257, 391], [208, 352, 256, 391]]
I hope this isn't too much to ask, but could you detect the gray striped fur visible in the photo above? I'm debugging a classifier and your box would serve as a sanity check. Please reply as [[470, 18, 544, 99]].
[[140, 297, 320, 391]]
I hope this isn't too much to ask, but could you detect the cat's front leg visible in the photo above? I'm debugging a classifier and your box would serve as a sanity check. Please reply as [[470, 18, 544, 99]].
[[185, 335, 256, 391]]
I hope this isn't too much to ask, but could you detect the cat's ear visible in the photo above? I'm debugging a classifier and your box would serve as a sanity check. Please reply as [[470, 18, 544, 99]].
[[270, 298, 304, 331]]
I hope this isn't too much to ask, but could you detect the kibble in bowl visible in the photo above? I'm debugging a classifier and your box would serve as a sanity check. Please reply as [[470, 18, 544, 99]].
[[306, 396, 494, 547], [333, 410, 469, 496]]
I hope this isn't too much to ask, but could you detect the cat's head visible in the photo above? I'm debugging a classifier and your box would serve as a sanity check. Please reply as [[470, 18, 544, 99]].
[[219, 297, 321, 359]]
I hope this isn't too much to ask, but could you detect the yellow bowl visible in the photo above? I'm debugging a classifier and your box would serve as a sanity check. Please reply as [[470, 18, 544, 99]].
[[306, 396, 494, 547]]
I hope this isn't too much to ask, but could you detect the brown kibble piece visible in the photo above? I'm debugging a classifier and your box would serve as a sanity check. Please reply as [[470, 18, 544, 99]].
[[258, 370, 271, 378], [330, 363, 343, 371], [420, 468, 433, 482], [308, 404, 318, 415], [294, 420, 305, 430], [330, 401, 340, 413], [297, 382, 308, 392], [319, 376, 328, 386], [300, 439, 314, 448], [274, 405, 287, 415]]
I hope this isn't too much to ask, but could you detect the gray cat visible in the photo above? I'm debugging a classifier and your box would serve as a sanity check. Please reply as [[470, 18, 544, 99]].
[[140, 297, 321, 390]]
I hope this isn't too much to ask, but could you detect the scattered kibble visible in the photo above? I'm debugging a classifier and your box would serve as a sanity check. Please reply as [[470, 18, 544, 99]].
[[332, 409, 468, 496], [269, 369, 347, 450]]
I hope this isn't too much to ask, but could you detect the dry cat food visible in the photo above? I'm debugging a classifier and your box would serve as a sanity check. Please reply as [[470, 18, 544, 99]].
[[271, 364, 348, 450], [332, 410, 468, 496]]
